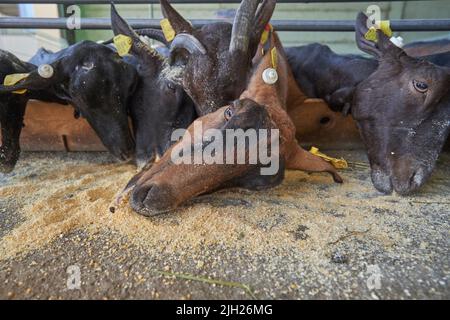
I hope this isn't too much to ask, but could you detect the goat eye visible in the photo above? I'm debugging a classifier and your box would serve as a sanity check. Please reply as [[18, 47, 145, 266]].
[[413, 80, 428, 93], [224, 107, 233, 121], [167, 82, 176, 90]]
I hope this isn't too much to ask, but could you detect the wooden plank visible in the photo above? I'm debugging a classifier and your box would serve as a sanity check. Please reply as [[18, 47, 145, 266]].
[[2, 99, 364, 152], [1, 99, 363, 151], [19, 100, 106, 151]]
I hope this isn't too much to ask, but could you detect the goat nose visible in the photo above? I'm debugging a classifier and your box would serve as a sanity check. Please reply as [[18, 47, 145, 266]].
[[392, 168, 425, 195], [130, 184, 153, 214], [112, 139, 135, 162], [119, 150, 134, 162], [390, 156, 426, 195], [131, 183, 175, 217], [370, 167, 393, 195], [112, 148, 132, 162], [0, 160, 16, 174], [0, 146, 19, 173]]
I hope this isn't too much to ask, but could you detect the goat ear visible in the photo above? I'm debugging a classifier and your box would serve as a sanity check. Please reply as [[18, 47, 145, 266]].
[[160, 0, 193, 34], [110, 3, 140, 39], [111, 4, 165, 62], [355, 12, 405, 59], [0, 60, 64, 93], [251, 0, 276, 48], [355, 12, 383, 58]]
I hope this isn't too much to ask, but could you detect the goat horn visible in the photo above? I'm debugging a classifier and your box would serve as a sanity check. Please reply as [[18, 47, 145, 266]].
[[170, 33, 206, 55], [136, 28, 169, 46], [229, 0, 260, 53]]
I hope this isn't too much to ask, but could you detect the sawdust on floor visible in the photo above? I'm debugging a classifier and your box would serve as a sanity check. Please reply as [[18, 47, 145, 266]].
[[0, 151, 448, 268]]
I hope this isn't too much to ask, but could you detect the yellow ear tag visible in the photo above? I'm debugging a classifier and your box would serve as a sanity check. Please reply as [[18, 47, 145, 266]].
[[364, 20, 393, 42], [364, 26, 378, 42], [379, 20, 393, 37], [270, 47, 277, 69], [113, 34, 132, 57], [260, 30, 269, 45], [260, 23, 272, 45], [3, 73, 30, 94], [160, 18, 176, 42], [309, 146, 348, 169]]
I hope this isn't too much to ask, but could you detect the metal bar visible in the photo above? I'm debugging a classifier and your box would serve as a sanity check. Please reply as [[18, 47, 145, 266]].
[[1, 17, 450, 31], [0, 0, 423, 4]]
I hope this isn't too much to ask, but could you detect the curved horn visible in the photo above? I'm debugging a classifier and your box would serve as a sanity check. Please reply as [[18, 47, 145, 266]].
[[101, 29, 168, 47], [170, 33, 206, 55], [229, 0, 260, 53], [136, 29, 169, 46]]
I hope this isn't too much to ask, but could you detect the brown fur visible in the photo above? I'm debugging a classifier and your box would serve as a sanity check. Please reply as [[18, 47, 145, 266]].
[[124, 30, 342, 216], [241, 33, 342, 181]]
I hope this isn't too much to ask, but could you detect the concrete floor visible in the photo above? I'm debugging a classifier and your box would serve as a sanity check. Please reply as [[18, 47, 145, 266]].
[[0, 151, 448, 299]]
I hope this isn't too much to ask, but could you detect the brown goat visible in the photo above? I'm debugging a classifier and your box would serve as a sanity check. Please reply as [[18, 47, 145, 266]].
[[123, 29, 342, 216]]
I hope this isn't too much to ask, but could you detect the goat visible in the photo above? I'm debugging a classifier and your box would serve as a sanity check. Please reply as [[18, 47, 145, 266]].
[[122, 28, 343, 216]]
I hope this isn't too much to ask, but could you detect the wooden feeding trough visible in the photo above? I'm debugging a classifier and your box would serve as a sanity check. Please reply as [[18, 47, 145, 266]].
[[13, 98, 363, 152], [19, 100, 106, 152]]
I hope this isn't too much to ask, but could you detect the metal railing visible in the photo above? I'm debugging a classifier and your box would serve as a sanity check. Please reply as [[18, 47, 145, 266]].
[[0, 0, 426, 3], [1, 17, 449, 31], [0, 0, 448, 32]]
